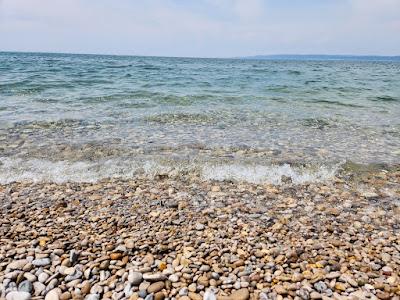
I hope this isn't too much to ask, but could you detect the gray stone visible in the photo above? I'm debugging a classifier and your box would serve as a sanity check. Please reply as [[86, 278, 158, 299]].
[[144, 294, 153, 300], [70, 250, 78, 264], [18, 280, 33, 293], [128, 271, 143, 285], [32, 258, 51, 267], [314, 281, 327, 293], [142, 273, 166, 282], [65, 270, 82, 282], [138, 290, 147, 298]]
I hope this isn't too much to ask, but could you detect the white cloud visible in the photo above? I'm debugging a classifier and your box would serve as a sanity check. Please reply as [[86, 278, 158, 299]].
[[0, 0, 399, 56]]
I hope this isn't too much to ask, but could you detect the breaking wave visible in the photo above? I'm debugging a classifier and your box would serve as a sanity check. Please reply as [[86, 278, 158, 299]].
[[0, 157, 340, 185]]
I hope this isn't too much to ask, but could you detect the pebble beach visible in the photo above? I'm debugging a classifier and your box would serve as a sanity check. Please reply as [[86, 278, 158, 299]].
[[1, 168, 399, 300]]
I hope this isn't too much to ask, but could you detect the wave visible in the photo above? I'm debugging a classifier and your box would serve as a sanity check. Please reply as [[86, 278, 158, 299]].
[[369, 95, 399, 102], [308, 99, 365, 108], [0, 157, 340, 185]]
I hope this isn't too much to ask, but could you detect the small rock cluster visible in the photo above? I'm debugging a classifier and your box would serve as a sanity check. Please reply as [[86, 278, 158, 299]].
[[0, 168, 399, 300]]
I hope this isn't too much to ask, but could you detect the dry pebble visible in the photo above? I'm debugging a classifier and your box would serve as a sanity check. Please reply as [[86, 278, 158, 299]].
[[1, 168, 399, 300]]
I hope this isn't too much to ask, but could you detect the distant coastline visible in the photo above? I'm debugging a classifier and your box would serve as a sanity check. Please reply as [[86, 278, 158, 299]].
[[240, 54, 400, 61], [1, 51, 400, 61]]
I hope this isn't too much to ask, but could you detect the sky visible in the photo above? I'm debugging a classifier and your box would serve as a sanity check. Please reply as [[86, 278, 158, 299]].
[[0, 0, 399, 57]]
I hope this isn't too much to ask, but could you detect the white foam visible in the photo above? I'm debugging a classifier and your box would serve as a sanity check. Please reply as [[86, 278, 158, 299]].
[[0, 157, 339, 185], [202, 163, 339, 184]]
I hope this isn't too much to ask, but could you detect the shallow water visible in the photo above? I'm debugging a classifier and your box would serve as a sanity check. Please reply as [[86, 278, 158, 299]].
[[1, 52, 399, 183]]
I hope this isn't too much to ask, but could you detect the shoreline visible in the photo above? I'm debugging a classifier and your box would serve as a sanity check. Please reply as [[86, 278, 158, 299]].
[[1, 169, 399, 299]]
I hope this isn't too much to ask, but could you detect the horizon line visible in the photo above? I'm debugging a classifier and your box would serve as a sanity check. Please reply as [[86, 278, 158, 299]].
[[1, 50, 400, 60]]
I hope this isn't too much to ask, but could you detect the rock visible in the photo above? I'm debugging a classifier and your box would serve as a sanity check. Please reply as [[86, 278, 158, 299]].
[[69, 250, 78, 264], [310, 292, 322, 299], [45, 288, 61, 300], [197, 276, 209, 287], [297, 288, 310, 300], [60, 292, 71, 300], [125, 239, 135, 249], [144, 294, 154, 300], [314, 281, 327, 293], [138, 290, 147, 298], [154, 292, 165, 300], [168, 274, 179, 282], [143, 273, 166, 282], [179, 287, 189, 296], [23, 273, 37, 282], [147, 281, 165, 293], [65, 270, 82, 282], [195, 223, 205, 230], [382, 266, 393, 275], [110, 252, 122, 260], [6, 291, 31, 300], [81, 281, 91, 295], [38, 272, 50, 283], [85, 295, 100, 300], [128, 271, 143, 285], [32, 258, 51, 267], [18, 280, 33, 293], [7, 260, 28, 270], [274, 285, 287, 295], [188, 283, 197, 292], [204, 289, 216, 300], [230, 288, 249, 300], [33, 282, 46, 296], [188, 292, 202, 300]]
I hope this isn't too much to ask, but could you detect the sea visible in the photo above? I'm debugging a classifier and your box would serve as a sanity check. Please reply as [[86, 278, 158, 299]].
[[0, 52, 399, 184]]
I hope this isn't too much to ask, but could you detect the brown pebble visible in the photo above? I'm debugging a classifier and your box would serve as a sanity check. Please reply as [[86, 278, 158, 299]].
[[147, 281, 165, 294]]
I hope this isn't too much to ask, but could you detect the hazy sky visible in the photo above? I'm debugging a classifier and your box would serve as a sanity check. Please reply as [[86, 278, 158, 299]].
[[0, 0, 399, 57]]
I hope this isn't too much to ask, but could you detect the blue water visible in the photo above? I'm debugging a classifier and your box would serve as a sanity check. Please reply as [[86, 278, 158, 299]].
[[0, 52, 399, 183]]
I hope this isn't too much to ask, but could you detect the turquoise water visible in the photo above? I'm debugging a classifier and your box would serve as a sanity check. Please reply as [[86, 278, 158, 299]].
[[0, 52, 399, 183]]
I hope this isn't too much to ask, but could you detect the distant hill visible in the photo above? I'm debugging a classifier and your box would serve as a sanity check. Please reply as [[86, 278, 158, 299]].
[[240, 54, 400, 61]]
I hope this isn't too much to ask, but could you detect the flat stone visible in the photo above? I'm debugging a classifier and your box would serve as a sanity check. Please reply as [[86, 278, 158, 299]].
[[143, 273, 166, 282], [85, 295, 100, 300], [147, 281, 165, 293], [6, 291, 31, 300], [32, 258, 51, 267], [230, 288, 249, 300], [7, 259, 28, 270]]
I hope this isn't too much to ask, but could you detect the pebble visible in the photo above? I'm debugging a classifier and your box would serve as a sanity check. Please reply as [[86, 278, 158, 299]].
[[18, 280, 33, 293], [128, 271, 143, 285], [6, 291, 32, 300], [32, 258, 51, 267], [45, 288, 61, 300], [147, 282, 165, 293], [1, 172, 399, 300], [230, 288, 250, 300]]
